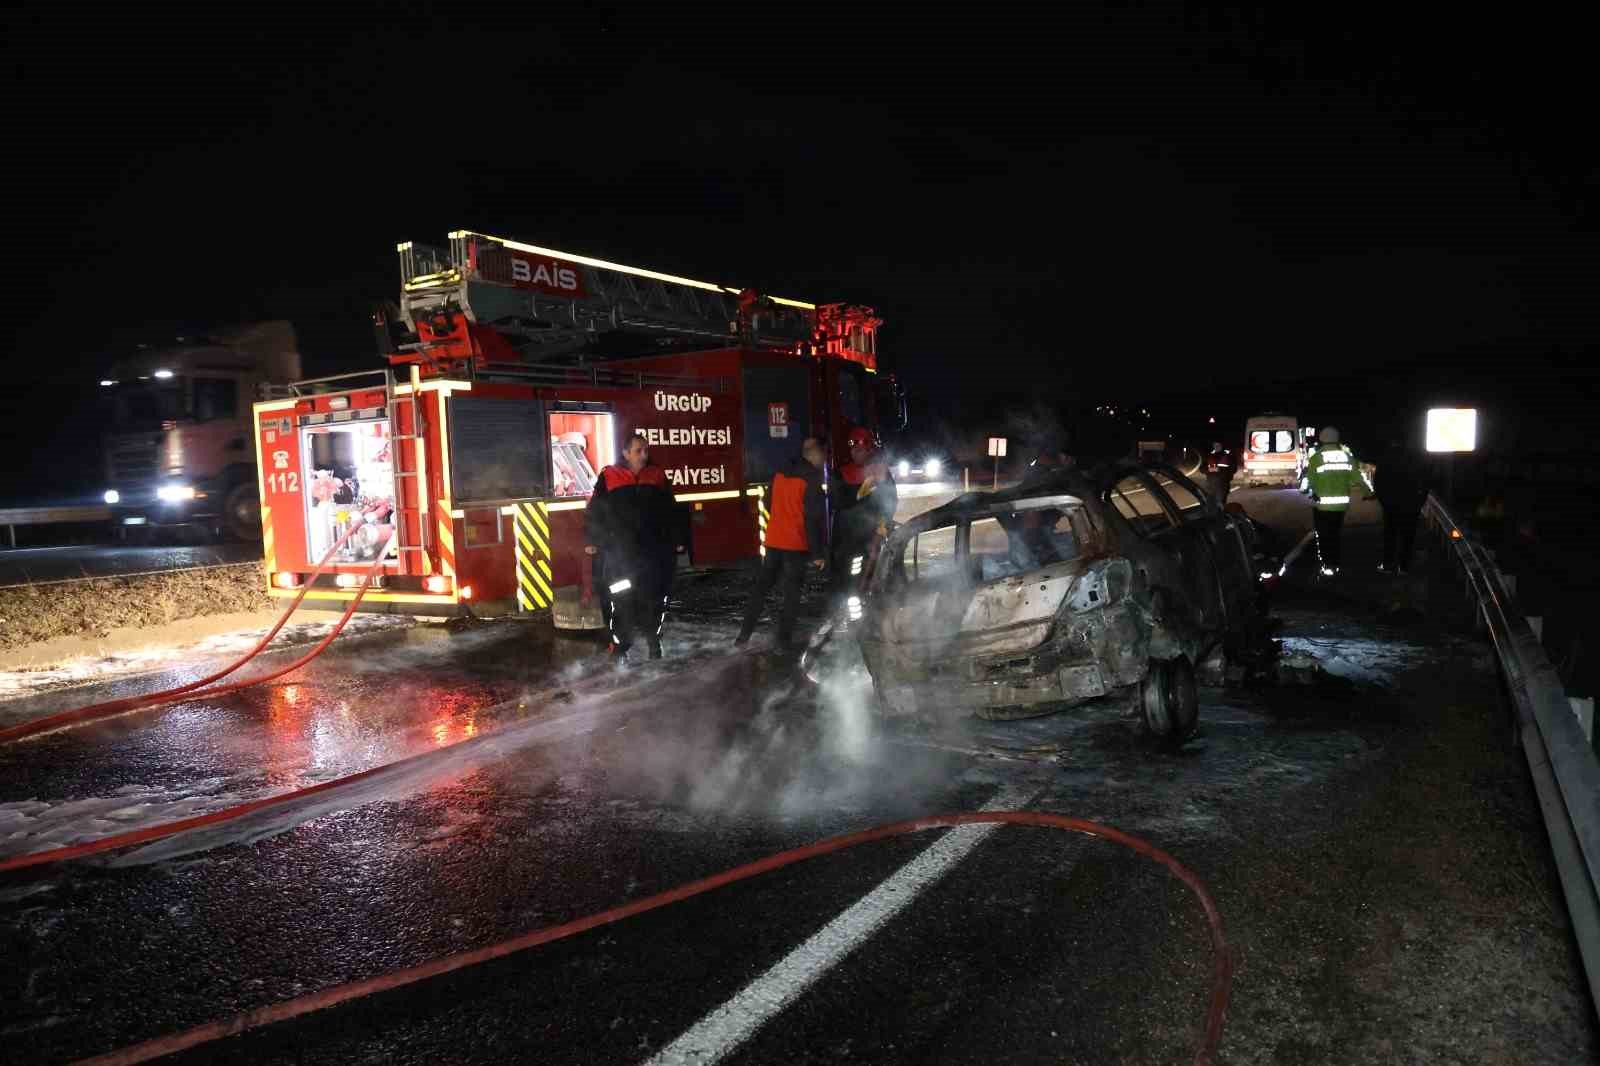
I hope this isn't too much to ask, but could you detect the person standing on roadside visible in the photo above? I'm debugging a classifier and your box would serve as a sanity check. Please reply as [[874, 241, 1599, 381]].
[[586, 432, 679, 660], [1299, 426, 1373, 577], [736, 437, 828, 651], [1374, 434, 1430, 576], [829, 426, 897, 605], [1205, 441, 1237, 505]]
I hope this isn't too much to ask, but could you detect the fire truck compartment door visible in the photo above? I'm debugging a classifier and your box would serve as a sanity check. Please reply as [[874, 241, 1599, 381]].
[[741, 364, 812, 483], [447, 395, 549, 503]]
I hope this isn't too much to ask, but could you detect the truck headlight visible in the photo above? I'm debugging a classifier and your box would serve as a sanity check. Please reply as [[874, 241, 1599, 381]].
[[897, 460, 910, 477], [157, 484, 195, 503], [103, 490, 120, 504], [925, 457, 941, 477]]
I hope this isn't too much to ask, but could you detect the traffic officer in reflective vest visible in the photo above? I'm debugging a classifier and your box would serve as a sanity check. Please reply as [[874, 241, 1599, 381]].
[[736, 437, 827, 651], [586, 432, 680, 660], [1299, 426, 1373, 577]]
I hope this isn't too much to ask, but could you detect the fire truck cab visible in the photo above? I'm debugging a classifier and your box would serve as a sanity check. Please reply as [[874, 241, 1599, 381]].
[[253, 231, 903, 626]]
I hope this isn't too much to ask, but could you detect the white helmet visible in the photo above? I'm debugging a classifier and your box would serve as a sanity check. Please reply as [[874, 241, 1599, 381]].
[[1321, 426, 1341, 444]]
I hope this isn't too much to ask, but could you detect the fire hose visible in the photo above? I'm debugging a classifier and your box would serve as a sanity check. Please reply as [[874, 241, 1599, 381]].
[[71, 811, 1232, 1066], [0, 524, 393, 746]]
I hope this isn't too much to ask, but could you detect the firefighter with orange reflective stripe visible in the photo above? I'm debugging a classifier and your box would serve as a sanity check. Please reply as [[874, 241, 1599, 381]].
[[587, 433, 678, 659], [829, 426, 897, 605], [1299, 426, 1373, 576], [736, 437, 827, 650]]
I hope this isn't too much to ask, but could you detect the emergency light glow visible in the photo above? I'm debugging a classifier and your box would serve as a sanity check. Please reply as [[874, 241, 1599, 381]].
[[157, 484, 195, 502], [273, 572, 302, 589], [103, 490, 119, 504], [100, 379, 116, 387], [1426, 408, 1477, 453], [897, 460, 911, 477], [153, 369, 174, 379], [460, 585, 474, 601], [423, 576, 452, 595], [925, 458, 942, 477]]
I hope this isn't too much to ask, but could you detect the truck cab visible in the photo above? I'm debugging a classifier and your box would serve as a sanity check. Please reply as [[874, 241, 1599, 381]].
[[101, 322, 301, 540]]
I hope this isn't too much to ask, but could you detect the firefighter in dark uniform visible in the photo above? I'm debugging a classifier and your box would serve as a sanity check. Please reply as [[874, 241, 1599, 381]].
[[829, 426, 897, 605], [736, 437, 828, 650], [585, 433, 682, 660]]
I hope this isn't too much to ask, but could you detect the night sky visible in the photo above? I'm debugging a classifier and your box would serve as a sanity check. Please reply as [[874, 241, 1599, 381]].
[[4, 5, 1596, 500]]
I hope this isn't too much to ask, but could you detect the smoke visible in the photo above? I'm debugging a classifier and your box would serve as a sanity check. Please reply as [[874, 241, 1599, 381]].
[[1, 612, 966, 871], [594, 627, 955, 825]]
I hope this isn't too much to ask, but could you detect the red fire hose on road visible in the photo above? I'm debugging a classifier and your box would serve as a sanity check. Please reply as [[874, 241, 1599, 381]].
[[0, 526, 392, 746], [72, 811, 1232, 1066]]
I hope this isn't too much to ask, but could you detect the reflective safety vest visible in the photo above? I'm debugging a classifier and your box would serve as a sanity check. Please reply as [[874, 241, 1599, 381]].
[[765, 470, 811, 552], [1299, 445, 1373, 512]]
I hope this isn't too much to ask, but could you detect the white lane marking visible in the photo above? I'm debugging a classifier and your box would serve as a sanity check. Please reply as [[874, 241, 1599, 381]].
[[644, 784, 1039, 1066]]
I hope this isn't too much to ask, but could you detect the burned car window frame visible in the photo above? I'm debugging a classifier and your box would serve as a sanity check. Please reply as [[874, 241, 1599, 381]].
[[1102, 469, 1182, 538], [1147, 466, 1212, 520], [876, 493, 1090, 592]]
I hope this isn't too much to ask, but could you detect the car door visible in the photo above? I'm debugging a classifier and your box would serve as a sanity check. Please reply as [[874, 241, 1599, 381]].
[[1103, 467, 1223, 631], [1149, 464, 1253, 631]]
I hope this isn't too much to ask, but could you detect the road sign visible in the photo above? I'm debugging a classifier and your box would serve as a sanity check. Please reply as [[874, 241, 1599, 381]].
[[1426, 408, 1477, 453], [987, 437, 1007, 457]]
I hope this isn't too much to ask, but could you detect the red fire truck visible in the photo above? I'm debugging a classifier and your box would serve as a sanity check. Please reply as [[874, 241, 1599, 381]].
[[252, 230, 903, 626]]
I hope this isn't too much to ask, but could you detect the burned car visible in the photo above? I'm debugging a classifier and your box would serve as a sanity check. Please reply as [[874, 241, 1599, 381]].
[[840, 463, 1263, 743]]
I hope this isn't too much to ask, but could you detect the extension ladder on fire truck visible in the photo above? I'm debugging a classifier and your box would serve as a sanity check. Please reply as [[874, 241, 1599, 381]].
[[387, 388, 430, 559], [396, 231, 819, 361]]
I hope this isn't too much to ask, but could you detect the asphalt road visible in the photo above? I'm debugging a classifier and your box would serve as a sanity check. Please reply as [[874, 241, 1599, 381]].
[[0, 500, 1595, 1063], [0, 542, 261, 587]]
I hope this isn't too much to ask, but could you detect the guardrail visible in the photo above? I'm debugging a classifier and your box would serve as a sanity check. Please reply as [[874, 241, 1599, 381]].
[[0, 506, 111, 548], [1424, 492, 1600, 1011]]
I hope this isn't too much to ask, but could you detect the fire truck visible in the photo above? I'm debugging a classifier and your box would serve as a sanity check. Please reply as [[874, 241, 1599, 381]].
[[252, 230, 903, 625]]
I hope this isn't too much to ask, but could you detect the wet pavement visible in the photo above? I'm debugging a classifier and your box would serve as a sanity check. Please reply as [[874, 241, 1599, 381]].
[[0, 543, 260, 587], [1, 506, 1596, 1063]]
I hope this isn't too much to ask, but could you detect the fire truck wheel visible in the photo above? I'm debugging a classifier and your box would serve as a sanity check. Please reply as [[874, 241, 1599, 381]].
[[223, 483, 262, 542]]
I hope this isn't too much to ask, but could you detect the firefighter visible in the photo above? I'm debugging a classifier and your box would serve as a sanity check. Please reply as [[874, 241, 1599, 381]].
[[1299, 426, 1373, 577], [829, 426, 897, 604], [736, 437, 828, 650], [1205, 441, 1236, 505], [585, 433, 678, 660]]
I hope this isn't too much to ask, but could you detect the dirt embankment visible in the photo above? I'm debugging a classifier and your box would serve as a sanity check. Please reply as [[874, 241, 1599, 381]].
[[0, 563, 270, 653]]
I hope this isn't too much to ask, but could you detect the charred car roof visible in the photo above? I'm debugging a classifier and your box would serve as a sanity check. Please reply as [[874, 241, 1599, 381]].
[[895, 468, 1106, 528]]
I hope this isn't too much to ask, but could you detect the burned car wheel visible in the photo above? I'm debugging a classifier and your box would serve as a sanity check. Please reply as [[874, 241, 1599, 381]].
[[1140, 657, 1199, 746]]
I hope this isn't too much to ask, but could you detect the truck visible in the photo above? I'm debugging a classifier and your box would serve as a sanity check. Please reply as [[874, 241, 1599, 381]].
[[251, 230, 904, 625], [101, 322, 302, 540]]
